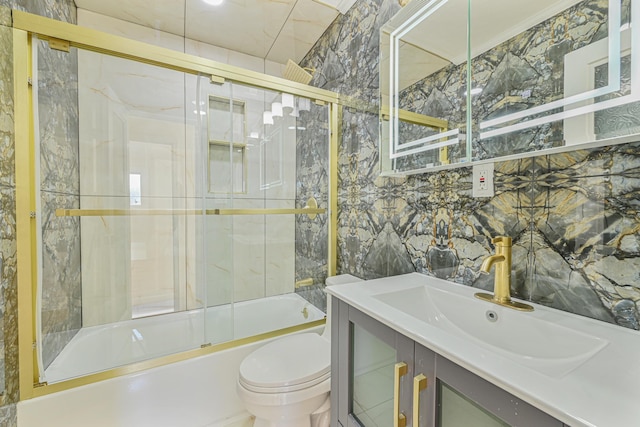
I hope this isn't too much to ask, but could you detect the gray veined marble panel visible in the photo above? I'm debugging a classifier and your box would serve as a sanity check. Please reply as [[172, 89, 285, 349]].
[[362, 222, 414, 279], [0, 186, 16, 403], [40, 190, 81, 368], [0, 2, 77, 425], [526, 230, 613, 322], [0, 22, 13, 188], [300, 0, 400, 106], [531, 144, 640, 327], [295, 103, 330, 311], [37, 42, 80, 195], [0, 6, 11, 27], [15, 0, 77, 23], [0, 404, 16, 427]]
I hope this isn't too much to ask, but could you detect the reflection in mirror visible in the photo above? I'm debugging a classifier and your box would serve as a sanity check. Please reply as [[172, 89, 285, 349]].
[[380, 0, 638, 174], [474, 0, 635, 159], [381, 0, 470, 173]]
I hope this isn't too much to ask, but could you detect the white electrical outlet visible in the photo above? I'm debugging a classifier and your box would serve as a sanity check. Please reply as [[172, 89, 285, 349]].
[[472, 163, 494, 197]]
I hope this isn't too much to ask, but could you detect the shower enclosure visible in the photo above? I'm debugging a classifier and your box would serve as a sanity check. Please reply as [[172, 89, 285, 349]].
[[14, 11, 339, 394]]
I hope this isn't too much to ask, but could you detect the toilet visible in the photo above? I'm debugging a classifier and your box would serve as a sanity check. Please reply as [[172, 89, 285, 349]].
[[236, 274, 362, 427]]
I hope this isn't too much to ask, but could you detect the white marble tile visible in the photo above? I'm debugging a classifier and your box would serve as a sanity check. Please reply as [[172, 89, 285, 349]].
[[79, 196, 133, 327], [264, 115, 297, 200], [185, 39, 266, 73], [266, 0, 339, 64], [76, 0, 186, 37], [78, 195, 190, 326], [202, 198, 234, 308], [266, 200, 295, 297], [231, 199, 266, 302], [264, 60, 286, 79], [79, 8, 278, 76], [78, 48, 188, 198], [184, 0, 297, 60], [77, 9, 185, 51]]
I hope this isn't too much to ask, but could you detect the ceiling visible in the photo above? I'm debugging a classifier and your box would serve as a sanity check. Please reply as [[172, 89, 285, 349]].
[[73, 0, 352, 64]]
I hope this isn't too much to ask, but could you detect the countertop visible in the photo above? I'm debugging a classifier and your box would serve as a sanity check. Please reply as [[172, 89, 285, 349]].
[[326, 272, 640, 427]]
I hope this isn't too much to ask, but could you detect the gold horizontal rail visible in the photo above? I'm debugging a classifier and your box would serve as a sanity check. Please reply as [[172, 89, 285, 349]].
[[11, 10, 341, 105], [380, 105, 448, 129], [215, 207, 325, 216], [55, 207, 326, 217]]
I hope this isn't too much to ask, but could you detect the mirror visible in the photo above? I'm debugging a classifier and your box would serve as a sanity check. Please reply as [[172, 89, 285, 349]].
[[380, 0, 638, 174]]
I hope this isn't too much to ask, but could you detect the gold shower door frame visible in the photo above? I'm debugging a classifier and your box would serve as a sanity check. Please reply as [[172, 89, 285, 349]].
[[13, 10, 340, 399]]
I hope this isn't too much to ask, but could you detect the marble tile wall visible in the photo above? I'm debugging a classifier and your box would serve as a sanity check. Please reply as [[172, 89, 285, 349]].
[[294, 103, 331, 311], [0, 1, 77, 424], [37, 38, 81, 368], [0, 8, 15, 417], [300, 0, 640, 330]]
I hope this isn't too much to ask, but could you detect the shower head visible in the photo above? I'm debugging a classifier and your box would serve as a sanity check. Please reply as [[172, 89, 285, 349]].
[[283, 59, 315, 85]]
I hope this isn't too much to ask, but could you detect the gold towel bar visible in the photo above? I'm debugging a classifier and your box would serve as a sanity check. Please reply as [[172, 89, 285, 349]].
[[55, 198, 325, 219]]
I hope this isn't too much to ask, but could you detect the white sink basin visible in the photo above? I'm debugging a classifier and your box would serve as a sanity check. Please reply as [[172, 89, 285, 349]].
[[373, 284, 608, 377]]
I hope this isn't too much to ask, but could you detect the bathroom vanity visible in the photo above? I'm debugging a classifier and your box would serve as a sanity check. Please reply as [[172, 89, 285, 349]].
[[327, 273, 640, 427]]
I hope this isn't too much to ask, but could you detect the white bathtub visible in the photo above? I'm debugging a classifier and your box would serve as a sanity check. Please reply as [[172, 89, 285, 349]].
[[44, 293, 325, 383]]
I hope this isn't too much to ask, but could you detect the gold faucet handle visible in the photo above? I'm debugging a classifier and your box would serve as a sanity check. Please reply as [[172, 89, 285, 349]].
[[492, 236, 512, 246]]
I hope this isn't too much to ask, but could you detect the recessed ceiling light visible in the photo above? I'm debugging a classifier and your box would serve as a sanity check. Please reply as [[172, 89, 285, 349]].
[[203, 0, 224, 6]]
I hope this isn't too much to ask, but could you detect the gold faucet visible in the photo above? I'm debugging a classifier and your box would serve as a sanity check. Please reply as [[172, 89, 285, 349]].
[[475, 236, 534, 312]]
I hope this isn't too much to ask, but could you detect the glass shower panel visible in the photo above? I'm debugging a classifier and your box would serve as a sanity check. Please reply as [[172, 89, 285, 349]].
[[198, 77, 329, 345], [192, 75, 236, 345], [36, 41, 207, 383], [292, 100, 330, 312]]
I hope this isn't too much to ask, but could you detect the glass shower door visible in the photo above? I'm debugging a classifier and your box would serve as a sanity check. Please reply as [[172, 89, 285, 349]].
[[34, 40, 214, 383], [196, 76, 330, 345]]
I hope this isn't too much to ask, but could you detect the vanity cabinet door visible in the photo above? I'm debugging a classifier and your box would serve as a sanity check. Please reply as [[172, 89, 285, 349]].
[[412, 344, 436, 427], [332, 299, 415, 427], [433, 356, 564, 427]]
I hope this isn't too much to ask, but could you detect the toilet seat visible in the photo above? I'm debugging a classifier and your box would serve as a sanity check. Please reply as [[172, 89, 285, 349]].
[[238, 333, 330, 393]]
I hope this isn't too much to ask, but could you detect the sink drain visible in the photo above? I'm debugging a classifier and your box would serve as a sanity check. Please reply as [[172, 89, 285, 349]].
[[486, 310, 498, 322]]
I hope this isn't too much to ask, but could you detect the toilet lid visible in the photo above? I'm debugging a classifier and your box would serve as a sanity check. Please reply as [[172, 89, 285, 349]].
[[239, 333, 330, 391]]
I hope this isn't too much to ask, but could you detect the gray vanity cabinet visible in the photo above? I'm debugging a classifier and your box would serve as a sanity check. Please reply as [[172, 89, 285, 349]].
[[330, 297, 566, 427]]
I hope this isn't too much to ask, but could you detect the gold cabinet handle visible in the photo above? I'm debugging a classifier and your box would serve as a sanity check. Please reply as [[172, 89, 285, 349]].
[[413, 374, 428, 427], [394, 362, 408, 427]]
